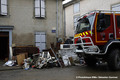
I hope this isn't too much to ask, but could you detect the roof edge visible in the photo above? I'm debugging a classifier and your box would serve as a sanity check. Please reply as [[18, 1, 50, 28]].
[[63, 0, 81, 8]]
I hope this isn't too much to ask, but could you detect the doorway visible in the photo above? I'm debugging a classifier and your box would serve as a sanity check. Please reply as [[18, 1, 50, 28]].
[[0, 32, 9, 60]]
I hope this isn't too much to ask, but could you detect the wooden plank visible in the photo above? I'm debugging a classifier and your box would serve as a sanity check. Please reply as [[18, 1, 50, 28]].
[[69, 57, 74, 66], [50, 47, 63, 68]]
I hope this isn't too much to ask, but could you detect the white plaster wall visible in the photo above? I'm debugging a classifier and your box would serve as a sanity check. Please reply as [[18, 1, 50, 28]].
[[80, 0, 120, 15], [65, 5, 74, 38]]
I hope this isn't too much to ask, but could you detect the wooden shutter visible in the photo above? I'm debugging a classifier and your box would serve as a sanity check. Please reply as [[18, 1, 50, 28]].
[[0, 0, 7, 15], [112, 4, 120, 11], [41, 0, 45, 18], [35, 0, 45, 18], [35, 0, 40, 17]]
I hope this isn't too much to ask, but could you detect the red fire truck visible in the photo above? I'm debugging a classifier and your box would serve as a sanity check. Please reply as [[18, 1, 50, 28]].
[[62, 10, 120, 70]]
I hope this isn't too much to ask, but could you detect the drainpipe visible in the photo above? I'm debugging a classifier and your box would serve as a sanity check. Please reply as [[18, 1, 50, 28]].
[[9, 31, 13, 60], [63, 7, 66, 39], [56, 0, 58, 42]]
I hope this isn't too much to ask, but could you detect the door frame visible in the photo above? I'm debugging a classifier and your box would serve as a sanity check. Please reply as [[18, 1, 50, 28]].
[[0, 26, 13, 59]]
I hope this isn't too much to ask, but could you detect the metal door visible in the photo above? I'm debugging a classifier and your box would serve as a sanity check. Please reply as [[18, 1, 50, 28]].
[[95, 13, 113, 44], [35, 32, 46, 52]]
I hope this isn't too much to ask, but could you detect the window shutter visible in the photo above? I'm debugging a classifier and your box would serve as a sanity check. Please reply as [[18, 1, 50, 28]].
[[35, 0, 45, 18], [0, 0, 7, 15], [74, 3, 80, 13], [41, 0, 45, 18], [35, 0, 40, 17], [112, 4, 120, 11]]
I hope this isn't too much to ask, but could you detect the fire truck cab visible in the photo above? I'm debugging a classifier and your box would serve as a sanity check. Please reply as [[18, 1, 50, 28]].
[[61, 10, 120, 70]]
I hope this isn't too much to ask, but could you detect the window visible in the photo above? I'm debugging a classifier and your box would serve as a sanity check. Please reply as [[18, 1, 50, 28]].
[[0, 0, 7, 16], [74, 2, 80, 13], [116, 15, 120, 28], [76, 14, 95, 33], [35, 0, 45, 18], [97, 14, 111, 31], [104, 15, 111, 28], [112, 4, 120, 11]]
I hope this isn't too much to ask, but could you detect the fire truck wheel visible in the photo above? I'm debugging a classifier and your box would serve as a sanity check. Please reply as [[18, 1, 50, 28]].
[[84, 56, 97, 66], [107, 49, 120, 71]]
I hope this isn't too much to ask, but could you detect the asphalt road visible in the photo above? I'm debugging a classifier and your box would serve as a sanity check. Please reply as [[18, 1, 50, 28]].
[[0, 64, 120, 80]]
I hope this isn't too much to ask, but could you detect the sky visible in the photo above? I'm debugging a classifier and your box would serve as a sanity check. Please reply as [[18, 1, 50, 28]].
[[63, 0, 72, 4]]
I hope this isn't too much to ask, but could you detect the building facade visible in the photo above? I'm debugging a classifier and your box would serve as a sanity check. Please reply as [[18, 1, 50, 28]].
[[64, 0, 120, 38], [0, 0, 64, 59]]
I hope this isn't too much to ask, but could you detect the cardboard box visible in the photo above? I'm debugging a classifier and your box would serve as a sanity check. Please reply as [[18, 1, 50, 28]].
[[17, 54, 25, 66]]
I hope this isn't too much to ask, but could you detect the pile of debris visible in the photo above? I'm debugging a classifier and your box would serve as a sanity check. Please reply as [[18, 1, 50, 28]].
[[3, 41, 80, 70], [3, 47, 73, 70], [23, 48, 64, 70]]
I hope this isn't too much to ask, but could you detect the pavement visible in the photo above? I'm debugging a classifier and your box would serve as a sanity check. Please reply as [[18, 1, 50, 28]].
[[0, 63, 120, 80], [0, 61, 21, 71], [0, 59, 120, 80]]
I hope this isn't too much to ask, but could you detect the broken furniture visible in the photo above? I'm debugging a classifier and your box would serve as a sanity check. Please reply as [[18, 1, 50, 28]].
[[13, 46, 39, 57]]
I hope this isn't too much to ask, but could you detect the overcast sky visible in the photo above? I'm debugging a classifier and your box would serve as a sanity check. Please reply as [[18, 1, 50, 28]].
[[63, 0, 72, 4]]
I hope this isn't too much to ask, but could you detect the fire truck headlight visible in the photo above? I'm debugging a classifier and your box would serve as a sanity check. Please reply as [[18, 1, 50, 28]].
[[87, 47, 98, 52]]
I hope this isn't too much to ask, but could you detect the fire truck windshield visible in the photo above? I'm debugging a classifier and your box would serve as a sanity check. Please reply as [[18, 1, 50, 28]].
[[76, 14, 95, 34]]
